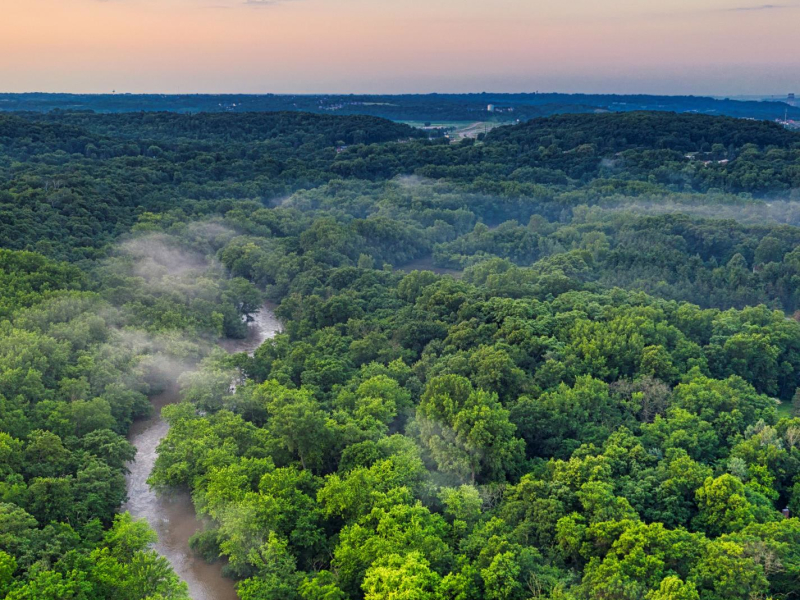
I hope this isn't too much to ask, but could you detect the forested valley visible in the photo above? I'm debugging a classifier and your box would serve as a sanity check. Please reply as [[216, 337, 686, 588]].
[[3, 109, 800, 600]]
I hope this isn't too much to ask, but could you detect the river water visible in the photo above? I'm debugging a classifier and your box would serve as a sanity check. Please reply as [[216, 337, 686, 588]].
[[123, 303, 282, 600]]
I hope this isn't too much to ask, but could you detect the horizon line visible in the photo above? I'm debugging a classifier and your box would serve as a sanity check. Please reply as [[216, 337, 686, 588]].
[[0, 91, 797, 99]]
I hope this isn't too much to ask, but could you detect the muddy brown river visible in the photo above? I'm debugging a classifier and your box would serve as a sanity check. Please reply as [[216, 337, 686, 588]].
[[124, 303, 282, 600]]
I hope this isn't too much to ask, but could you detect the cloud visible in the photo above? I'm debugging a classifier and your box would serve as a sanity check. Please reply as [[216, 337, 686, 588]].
[[244, 0, 292, 6], [200, 0, 300, 7], [727, 3, 798, 10]]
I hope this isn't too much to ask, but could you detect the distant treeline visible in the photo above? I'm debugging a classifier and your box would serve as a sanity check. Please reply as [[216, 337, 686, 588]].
[[1, 92, 798, 123]]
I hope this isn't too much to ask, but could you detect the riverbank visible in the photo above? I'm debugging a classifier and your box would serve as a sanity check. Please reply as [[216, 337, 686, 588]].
[[123, 303, 282, 600]]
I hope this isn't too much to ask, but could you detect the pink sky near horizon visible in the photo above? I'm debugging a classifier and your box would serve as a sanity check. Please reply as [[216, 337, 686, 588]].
[[1, 0, 798, 95]]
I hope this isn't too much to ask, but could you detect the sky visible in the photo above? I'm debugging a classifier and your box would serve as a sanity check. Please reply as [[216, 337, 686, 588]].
[[1, 0, 798, 95]]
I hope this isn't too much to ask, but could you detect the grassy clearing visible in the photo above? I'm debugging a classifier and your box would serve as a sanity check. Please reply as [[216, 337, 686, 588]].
[[777, 400, 794, 419]]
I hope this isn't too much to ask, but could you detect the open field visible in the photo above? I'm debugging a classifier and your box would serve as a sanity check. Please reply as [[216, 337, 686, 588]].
[[402, 120, 509, 139]]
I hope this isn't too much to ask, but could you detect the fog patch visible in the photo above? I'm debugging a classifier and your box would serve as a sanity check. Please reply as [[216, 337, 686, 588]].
[[598, 197, 800, 227], [118, 234, 211, 282], [185, 221, 238, 249], [392, 174, 438, 190], [268, 195, 294, 208]]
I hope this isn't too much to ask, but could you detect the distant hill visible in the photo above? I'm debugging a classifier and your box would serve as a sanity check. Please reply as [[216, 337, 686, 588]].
[[1, 92, 798, 124], [485, 111, 800, 152], [8, 110, 423, 144]]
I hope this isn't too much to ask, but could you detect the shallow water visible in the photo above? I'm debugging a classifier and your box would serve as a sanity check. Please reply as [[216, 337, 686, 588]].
[[218, 302, 282, 356], [123, 303, 282, 600]]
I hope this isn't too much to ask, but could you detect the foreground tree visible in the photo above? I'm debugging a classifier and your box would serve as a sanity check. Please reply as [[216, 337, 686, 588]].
[[416, 375, 524, 483]]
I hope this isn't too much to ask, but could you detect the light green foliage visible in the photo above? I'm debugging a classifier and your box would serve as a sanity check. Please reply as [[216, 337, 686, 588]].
[[333, 499, 452, 595], [646, 576, 699, 600], [0, 551, 16, 596], [89, 514, 190, 600], [237, 533, 302, 600], [362, 552, 441, 600], [673, 372, 777, 444], [318, 451, 426, 523], [256, 382, 333, 472], [688, 540, 769, 600], [693, 475, 756, 537], [416, 375, 524, 483], [440, 485, 483, 527]]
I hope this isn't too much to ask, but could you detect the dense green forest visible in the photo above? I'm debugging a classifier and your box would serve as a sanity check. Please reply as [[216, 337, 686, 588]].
[[2, 109, 800, 599]]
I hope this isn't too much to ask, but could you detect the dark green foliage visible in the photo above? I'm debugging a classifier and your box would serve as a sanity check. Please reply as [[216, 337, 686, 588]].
[[3, 91, 800, 122]]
